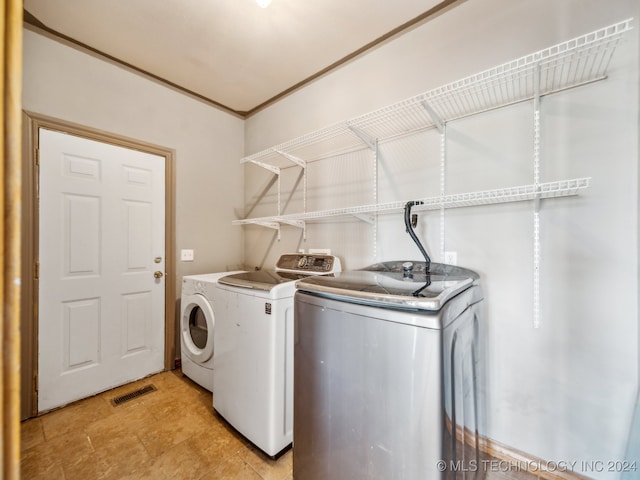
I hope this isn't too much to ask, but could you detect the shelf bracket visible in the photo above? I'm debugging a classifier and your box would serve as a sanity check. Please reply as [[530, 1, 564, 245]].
[[351, 213, 376, 224], [347, 125, 376, 151], [253, 220, 282, 241], [273, 149, 306, 169], [278, 219, 305, 229], [278, 218, 306, 240], [248, 159, 281, 175], [421, 100, 444, 133], [253, 220, 280, 230]]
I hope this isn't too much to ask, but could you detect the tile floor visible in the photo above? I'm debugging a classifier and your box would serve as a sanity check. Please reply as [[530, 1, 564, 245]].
[[21, 369, 541, 480], [21, 370, 292, 480]]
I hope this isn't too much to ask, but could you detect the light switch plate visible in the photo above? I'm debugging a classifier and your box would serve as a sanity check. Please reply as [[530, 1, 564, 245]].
[[181, 249, 194, 261]]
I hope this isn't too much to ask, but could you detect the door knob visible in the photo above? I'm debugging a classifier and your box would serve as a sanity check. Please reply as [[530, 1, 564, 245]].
[[154, 271, 164, 279]]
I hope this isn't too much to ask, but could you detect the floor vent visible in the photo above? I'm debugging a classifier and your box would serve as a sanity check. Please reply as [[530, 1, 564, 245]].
[[111, 384, 157, 406]]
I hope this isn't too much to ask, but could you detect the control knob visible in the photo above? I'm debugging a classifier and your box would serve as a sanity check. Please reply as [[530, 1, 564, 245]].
[[402, 261, 414, 272]]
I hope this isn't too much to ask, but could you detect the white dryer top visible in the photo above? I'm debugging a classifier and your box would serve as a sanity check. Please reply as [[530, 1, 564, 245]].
[[182, 270, 246, 297]]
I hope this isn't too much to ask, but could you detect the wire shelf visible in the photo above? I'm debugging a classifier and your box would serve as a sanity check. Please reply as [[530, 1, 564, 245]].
[[232, 178, 591, 226], [236, 19, 629, 231], [241, 123, 364, 169], [240, 19, 631, 169]]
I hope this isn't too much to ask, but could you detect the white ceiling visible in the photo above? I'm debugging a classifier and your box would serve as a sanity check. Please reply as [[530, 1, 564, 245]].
[[23, 0, 453, 116]]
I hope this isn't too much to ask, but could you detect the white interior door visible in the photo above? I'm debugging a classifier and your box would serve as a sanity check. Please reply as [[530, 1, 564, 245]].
[[38, 128, 166, 412]]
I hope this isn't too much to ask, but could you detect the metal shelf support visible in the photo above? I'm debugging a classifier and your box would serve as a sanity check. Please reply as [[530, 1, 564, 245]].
[[422, 100, 444, 133], [352, 213, 376, 224], [248, 159, 280, 175], [254, 220, 281, 241], [440, 127, 447, 262], [347, 125, 377, 151], [532, 63, 542, 329], [273, 149, 306, 168]]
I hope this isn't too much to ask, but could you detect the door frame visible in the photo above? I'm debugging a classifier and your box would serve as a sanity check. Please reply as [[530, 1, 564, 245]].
[[21, 111, 176, 419]]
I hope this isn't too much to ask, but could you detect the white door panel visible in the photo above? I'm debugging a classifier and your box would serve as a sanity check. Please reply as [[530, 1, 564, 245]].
[[38, 129, 165, 412]]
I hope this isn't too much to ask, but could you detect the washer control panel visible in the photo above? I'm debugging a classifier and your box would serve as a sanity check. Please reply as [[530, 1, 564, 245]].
[[275, 254, 342, 274]]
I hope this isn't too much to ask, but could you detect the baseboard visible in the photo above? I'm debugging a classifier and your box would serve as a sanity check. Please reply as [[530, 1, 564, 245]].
[[479, 436, 593, 480], [451, 421, 592, 480]]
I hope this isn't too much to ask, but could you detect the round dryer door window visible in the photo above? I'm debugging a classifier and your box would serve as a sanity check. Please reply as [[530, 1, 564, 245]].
[[181, 294, 215, 362], [189, 308, 208, 349]]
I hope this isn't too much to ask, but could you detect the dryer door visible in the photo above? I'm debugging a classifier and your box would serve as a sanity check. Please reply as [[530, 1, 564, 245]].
[[181, 294, 215, 362]]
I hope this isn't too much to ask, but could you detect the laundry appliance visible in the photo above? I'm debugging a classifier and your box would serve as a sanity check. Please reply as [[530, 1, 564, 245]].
[[293, 261, 484, 480], [213, 253, 342, 457], [180, 271, 244, 392]]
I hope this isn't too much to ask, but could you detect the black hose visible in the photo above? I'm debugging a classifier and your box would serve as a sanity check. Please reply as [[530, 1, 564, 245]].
[[404, 201, 431, 271], [404, 201, 432, 296]]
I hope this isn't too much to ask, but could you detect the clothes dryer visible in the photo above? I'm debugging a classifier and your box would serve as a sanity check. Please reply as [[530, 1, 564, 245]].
[[180, 271, 244, 391]]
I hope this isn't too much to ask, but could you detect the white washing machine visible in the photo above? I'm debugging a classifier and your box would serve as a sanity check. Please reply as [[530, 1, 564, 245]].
[[180, 271, 244, 392], [213, 253, 341, 456]]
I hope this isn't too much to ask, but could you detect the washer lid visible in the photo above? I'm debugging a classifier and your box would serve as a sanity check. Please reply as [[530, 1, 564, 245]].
[[218, 270, 314, 291], [295, 262, 479, 311]]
